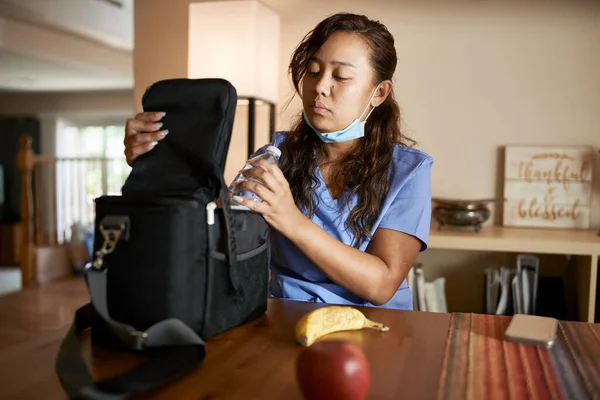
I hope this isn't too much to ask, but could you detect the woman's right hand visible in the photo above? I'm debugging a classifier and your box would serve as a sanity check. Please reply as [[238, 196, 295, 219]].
[[124, 111, 169, 166]]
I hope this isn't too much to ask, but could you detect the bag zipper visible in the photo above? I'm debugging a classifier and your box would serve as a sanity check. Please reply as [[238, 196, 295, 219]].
[[206, 202, 217, 225], [96, 195, 200, 208]]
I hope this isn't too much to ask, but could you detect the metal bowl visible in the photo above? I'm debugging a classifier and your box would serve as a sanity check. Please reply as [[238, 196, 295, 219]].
[[433, 207, 490, 232], [432, 198, 496, 232]]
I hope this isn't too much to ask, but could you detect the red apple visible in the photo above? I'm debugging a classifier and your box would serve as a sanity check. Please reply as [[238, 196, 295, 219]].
[[295, 339, 370, 400]]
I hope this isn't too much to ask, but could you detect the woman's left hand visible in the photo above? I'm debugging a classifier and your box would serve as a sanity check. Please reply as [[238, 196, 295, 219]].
[[232, 159, 304, 236]]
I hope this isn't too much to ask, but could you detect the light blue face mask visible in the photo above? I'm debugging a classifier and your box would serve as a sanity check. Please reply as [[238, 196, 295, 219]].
[[303, 85, 380, 143]]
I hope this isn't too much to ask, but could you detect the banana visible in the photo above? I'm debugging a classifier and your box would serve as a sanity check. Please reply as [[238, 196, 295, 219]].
[[295, 306, 390, 347]]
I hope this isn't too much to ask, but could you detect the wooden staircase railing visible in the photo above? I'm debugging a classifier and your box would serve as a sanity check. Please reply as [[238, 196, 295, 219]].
[[17, 134, 130, 287], [17, 136, 36, 286]]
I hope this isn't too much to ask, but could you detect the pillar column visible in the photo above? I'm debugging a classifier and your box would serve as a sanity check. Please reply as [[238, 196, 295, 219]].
[[132, 0, 280, 184]]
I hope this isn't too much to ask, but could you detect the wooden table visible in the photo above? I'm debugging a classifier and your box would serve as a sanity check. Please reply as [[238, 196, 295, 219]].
[[0, 276, 451, 399]]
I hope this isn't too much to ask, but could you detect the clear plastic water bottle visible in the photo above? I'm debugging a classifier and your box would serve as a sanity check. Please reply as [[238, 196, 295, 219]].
[[229, 145, 281, 204]]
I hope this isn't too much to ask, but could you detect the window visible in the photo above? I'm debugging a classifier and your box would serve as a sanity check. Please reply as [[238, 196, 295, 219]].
[[55, 124, 130, 241]]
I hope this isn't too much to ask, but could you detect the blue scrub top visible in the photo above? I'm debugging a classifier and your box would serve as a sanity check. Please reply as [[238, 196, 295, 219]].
[[251, 132, 433, 310]]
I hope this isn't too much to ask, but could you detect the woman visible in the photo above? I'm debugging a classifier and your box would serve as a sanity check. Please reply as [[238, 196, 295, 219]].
[[123, 13, 433, 310]]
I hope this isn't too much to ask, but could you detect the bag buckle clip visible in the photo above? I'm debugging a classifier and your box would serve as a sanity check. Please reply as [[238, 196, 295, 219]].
[[89, 216, 129, 270], [128, 330, 149, 350]]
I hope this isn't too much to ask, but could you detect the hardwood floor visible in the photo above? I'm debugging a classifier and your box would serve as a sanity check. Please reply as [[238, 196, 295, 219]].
[[0, 276, 88, 351]]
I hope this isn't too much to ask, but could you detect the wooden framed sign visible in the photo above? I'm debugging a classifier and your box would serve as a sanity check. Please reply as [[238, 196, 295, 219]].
[[503, 145, 593, 229]]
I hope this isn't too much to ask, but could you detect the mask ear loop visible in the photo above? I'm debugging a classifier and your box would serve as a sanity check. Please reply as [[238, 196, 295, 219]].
[[359, 84, 381, 122], [362, 103, 377, 123]]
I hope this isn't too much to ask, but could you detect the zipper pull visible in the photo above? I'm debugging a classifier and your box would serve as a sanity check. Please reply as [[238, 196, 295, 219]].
[[206, 202, 217, 225]]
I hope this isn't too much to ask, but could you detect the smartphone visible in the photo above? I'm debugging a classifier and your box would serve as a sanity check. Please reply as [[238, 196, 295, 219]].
[[504, 314, 558, 348]]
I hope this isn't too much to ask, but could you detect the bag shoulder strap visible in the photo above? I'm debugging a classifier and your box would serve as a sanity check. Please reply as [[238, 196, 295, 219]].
[[55, 269, 206, 400]]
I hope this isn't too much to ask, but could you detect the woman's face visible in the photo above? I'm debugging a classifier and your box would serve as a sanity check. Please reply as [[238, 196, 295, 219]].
[[302, 31, 378, 133]]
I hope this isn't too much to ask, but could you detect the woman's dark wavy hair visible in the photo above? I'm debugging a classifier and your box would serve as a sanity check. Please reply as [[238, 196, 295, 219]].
[[279, 12, 414, 248]]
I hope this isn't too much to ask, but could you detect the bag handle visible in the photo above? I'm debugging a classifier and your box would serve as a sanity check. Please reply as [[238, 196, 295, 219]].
[[55, 229, 206, 399]]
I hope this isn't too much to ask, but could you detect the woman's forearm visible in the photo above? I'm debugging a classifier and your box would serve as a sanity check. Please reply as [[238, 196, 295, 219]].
[[282, 213, 398, 305]]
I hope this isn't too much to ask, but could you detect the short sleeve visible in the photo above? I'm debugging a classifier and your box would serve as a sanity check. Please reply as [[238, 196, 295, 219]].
[[378, 157, 433, 251], [248, 131, 286, 159]]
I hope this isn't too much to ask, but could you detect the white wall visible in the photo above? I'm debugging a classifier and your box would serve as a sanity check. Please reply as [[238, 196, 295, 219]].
[[0, 90, 133, 124], [267, 0, 600, 225]]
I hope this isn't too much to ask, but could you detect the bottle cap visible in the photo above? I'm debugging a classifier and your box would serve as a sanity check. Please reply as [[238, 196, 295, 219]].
[[265, 145, 281, 158]]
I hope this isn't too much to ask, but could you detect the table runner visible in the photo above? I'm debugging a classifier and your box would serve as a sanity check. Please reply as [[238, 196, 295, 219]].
[[437, 313, 600, 399]]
